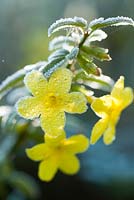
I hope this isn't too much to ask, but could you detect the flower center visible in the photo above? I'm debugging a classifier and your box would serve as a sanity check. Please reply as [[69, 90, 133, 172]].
[[45, 93, 60, 108], [49, 94, 57, 104], [45, 94, 56, 108], [42, 92, 63, 110]]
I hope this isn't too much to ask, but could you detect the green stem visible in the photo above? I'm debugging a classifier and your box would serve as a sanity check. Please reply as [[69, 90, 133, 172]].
[[79, 31, 89, 48], [71, 84, 95, 104], [79, 29, 94, 48]]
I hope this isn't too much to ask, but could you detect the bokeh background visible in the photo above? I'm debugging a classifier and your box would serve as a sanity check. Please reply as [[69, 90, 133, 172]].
[[0, 0, 134, 199]]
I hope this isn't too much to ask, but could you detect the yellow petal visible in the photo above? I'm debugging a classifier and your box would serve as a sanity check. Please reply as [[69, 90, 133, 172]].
[[59, 154, 80, 175], [40, 110, 65, 136], [110, 110, 120, 125], [91, 97, 111, 118], [111, 76, 124, 99], [48, 68, 72, 94], [16, 97, 40, 119], [45, 130, 66, 146], [26, 144, 49, 161], [24, 70, 48, 96], [90, 118, 108, 145], [62, 134, 89, 154], [64, 92, 88, 114], [103, 124, 116, 145], [118, 87, 133, 109], [38, 157, 58, 182]]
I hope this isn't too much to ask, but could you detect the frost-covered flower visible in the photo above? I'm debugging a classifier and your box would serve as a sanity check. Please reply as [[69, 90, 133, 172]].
[[90, 76, 133, 145], [16, 68, 87, 137], [26, 133, 89, 181]]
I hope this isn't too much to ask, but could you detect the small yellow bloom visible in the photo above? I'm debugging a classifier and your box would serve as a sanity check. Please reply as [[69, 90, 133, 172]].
[[26, 132, 89, 182], [90, 76, 133, 145], [16, 68, 87, 137]]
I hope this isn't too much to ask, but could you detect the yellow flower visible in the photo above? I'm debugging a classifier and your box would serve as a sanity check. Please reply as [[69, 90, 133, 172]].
[[26, 132, 89, 182], [16, 68, 87, 137], [90, 76, 133, 145]]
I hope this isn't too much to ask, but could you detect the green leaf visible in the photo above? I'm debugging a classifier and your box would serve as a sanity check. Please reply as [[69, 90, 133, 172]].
[[77, 53, 100, 76], [42, 59, 69, 77], [0, 62, 46, 100], [81, 46, 111, 61], [48, 49, 69, 62], [1, 109, 21, 132], [42, 49, 70, 76], [66, 47, 79, 60], [42, 47, 79, 77], [0, 106, 12, 118], [0, 106, 17, 132], [0, 69, 25, 100], [48, 16, 87, 36], [75, 71, 114, 92], [6, 87, 28, 105], [8, 171, 40, 199], [49, 36, 77, 50], [85, 29, 107, 43], [89, 16, 134, 30]]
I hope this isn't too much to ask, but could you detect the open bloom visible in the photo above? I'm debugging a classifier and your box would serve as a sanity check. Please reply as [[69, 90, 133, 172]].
[[26, 133, 89, 181], [16, 68, 87, 137], [90, 76, 133, 145]]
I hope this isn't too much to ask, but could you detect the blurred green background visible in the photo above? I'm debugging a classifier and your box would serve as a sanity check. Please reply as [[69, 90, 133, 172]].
[[0, 0, 134, 199]]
